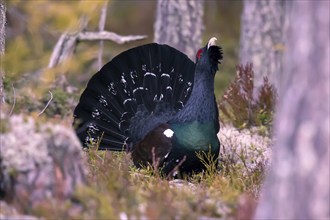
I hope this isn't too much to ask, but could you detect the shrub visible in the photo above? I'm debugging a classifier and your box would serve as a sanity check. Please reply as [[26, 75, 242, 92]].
[[219, 64, 278, 132]]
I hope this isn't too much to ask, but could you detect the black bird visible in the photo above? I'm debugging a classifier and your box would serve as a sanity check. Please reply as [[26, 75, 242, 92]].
[[74, 37, 223, 175]]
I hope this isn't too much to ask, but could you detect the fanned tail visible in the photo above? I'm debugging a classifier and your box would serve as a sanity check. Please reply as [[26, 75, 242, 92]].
[[74, 43, 195, 151]]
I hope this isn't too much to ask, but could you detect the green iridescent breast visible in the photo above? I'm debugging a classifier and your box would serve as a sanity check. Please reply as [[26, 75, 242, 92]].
[[171, 121, 219, 152]]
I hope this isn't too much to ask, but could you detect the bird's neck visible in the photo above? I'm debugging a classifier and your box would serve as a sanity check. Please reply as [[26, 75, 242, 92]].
[[172, 70, 216, 123]]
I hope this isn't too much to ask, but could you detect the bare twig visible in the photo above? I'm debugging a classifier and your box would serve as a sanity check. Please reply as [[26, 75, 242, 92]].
[[78, 31, 147, 44], [8, 84, 15, 116], [48, 18, 89, 68], [98, 1, 108, 70], [151, 147, 161, 174], [48, 31, 147, 68], [38, 91, 53, 116], [48, 6, 147, 69], [48, 33, 79, 68], [166, 156, 187, 180]]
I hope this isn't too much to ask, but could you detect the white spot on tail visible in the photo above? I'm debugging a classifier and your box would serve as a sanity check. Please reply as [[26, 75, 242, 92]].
[[123, 98, 132, 105], [133, 87, 143, 94], [85, 136, 95, 143], [164, 152, 170, 159], [92, 108, 100, 118], [121, 112, 128, 120], [88, 123, 99, 134], [108, 83, 117, 95], [159, 94, 164, 101], [161, 73, 170, 78], [163, 129, 174, 138], [166, 86, 172, 91], [121, 76, 127, 84], [99, 95, 108, 106], [145, 72, 156, 77]]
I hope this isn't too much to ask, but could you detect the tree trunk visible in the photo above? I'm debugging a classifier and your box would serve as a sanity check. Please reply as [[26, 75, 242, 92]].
[[255, 1, 330, 219], [239, 0, 284, 90], [154, 0, 204, 60], [0, 0, 5, 104]]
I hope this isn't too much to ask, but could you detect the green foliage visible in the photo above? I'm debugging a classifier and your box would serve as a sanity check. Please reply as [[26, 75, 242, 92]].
[[219, 64, 278, 132], [195, 145, 219, 177]]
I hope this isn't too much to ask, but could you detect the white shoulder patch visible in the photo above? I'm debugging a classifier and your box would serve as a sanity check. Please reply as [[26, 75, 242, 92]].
[[163, 129, 174, 138]]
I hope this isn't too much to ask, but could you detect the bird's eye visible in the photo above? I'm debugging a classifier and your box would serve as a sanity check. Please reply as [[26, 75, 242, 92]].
[[196, 49, 203, 60]]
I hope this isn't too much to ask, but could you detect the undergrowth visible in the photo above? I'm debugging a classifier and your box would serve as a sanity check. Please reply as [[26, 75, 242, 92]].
[[219, 63, 278, 134], [21, 141, 265, 219], [1, 65, 274, 219]]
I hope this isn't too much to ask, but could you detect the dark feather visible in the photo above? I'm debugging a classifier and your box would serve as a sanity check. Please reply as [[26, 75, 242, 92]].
[[74, 43, 195, 150]]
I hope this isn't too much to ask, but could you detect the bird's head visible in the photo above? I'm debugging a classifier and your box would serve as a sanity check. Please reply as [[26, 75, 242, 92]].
[[195, 37, 223, 74]]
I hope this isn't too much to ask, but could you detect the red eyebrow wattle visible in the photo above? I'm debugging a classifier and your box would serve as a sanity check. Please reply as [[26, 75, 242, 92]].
[[196, 49, 203, 59]]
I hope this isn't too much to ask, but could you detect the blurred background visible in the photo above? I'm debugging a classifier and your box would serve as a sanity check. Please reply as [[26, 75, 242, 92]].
[[3, 0, 241, 99]]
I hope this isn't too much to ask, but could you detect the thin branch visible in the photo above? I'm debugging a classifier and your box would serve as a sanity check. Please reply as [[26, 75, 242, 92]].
[[78, 31, 147, 44], [151, 147, 161, 175], [48, 33, 79, 68], [166, 156, 187, 180], [98, 1, 108, 70], [38, 91, 53, 116], [8, 84, 15, 116], [48, 31, 147, 68]]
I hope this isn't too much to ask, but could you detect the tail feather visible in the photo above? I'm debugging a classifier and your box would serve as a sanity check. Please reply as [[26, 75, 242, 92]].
[[160, 73, 171, 103], [74, 43, 195, 150], [142, 72, 158, 112], [78, 91, 121, 126]]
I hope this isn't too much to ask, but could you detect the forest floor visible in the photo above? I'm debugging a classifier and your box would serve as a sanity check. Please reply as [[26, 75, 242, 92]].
[[0, 116, 272, 220]]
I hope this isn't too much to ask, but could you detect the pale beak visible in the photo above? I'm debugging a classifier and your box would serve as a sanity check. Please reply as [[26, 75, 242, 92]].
[[207, 37, 217, 49]]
